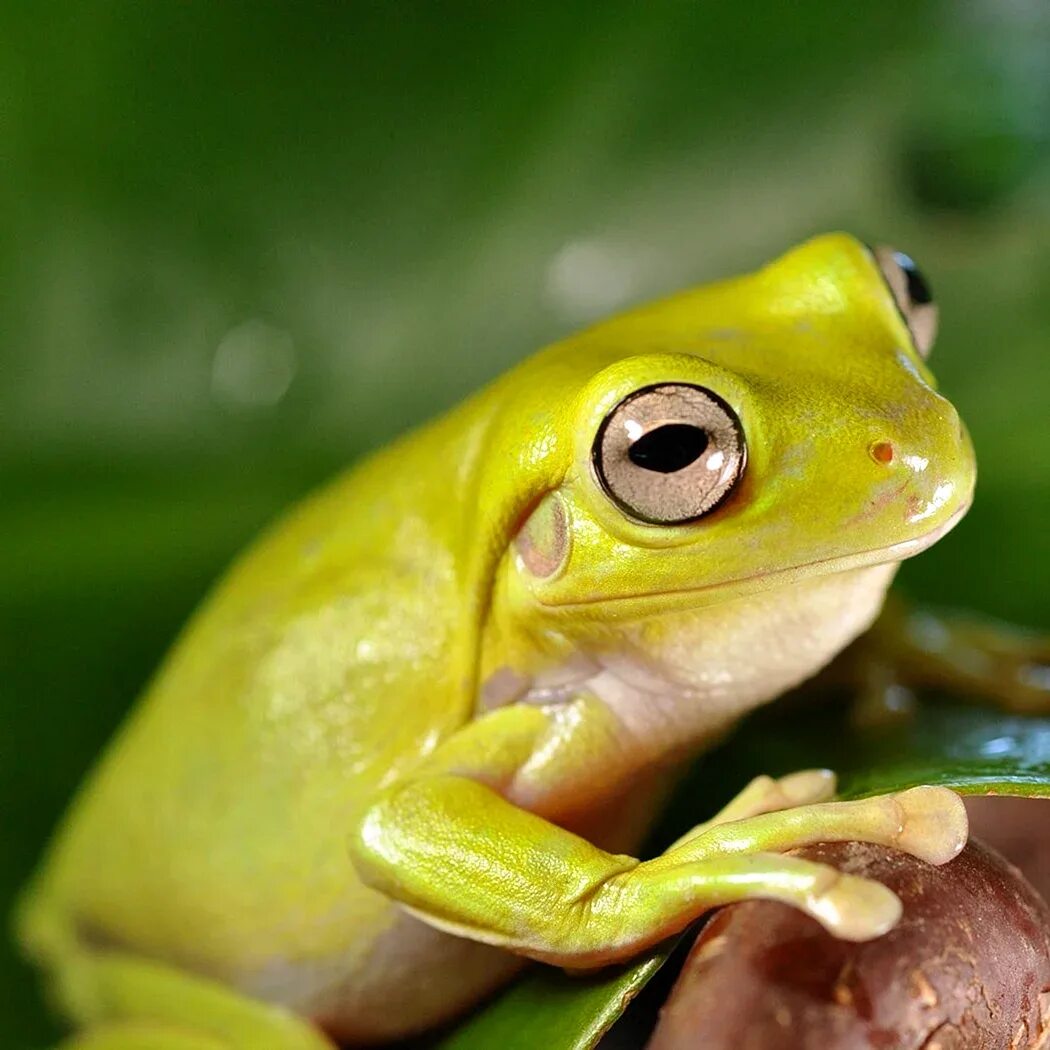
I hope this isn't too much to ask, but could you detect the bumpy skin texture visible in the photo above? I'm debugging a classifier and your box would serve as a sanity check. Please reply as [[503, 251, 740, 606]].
[[16, 235, 976, 1047]]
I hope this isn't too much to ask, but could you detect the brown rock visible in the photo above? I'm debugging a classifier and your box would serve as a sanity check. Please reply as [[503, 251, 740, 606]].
[[646, 839, 1050, 1050], [965, 796, 1050, 904]]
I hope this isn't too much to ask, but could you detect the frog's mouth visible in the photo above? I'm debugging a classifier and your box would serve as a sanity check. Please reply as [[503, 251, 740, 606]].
[[549, 499, 970, 611]]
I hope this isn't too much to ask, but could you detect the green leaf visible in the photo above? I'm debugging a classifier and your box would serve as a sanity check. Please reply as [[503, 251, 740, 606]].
[[435, 699, 1050, 1049], [432, 949, 670, 1050], [682, 698, 1050, 804]]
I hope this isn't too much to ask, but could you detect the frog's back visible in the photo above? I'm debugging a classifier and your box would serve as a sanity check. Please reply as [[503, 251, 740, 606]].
[[19, 400, 493, 995]]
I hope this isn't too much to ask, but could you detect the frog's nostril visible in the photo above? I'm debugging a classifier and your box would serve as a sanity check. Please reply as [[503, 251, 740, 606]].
[[869, 441, 895, 466]]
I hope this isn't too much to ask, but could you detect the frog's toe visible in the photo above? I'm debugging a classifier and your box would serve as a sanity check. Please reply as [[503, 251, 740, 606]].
[[774, 768, 838, 806], [805, 865, 903, 941], [612, 850, 903, 949], [889, 785, 968, 864], [670, 769, 839, 850], [670, 785, 968, 868], [715, 769, 838, 822]]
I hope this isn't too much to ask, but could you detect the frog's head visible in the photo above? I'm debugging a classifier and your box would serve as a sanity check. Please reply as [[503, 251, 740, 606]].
[[484, 233, 974, 672]]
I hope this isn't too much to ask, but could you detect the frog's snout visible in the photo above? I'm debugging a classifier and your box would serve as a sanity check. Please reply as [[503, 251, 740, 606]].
[[862, 401, 975, 539]]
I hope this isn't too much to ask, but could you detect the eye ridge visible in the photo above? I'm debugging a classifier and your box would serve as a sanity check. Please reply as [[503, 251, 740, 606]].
[[627, 423, 709, 474]]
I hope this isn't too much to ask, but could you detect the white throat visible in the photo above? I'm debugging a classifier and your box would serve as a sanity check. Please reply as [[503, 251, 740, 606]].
[[517, 562, 898, 756]]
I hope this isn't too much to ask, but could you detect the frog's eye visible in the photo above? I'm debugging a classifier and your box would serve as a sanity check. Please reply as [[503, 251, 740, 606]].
[[593, 383, 746, 525], [874, 245, 938, 358]]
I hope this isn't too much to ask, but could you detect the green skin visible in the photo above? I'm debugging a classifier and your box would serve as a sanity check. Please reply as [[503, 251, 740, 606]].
[[20, 233, 1044, 1049]]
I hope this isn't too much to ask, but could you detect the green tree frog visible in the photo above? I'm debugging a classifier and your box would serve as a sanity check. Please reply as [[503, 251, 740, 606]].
[[22, 233, 1024, 1049]]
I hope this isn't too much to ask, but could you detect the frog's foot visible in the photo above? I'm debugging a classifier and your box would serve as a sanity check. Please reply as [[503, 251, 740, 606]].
[[900, 607, 1050, 714], [844, 654, 919, 730], [855, 600, 1050, 716], [589, 785, 968, 957]]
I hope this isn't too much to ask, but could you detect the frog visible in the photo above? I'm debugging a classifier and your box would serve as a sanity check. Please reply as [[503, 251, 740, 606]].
[[19, 232, 1047, 1050]]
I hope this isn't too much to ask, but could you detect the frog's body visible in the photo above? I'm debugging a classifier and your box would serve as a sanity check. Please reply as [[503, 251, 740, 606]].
[[18, 235, 976, 1048]]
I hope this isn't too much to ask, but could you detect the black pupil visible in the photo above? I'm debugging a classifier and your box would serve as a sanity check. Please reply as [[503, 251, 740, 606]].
[[628, 424, 709, 473], [893, 251, 933, 306]]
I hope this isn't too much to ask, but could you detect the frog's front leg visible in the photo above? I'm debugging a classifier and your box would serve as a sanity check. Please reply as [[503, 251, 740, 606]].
[[350, 697, 967, 968], [845, 596, 1050, 720]]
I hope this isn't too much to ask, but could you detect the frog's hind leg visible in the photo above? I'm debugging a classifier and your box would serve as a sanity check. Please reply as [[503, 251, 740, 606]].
[[40, 942, 335, 1050], [18, 877, 335, 1050], [59, 1025, 224, 1049], [846, 598, 1050, 719]]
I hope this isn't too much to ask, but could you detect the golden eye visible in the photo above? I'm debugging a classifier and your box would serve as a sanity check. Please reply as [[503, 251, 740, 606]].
[[593, 383, 746, 525], [874, 245, 938, 359]]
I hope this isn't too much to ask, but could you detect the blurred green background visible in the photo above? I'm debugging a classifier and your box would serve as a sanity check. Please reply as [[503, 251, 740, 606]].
[[2, 2, 1048, 1044]]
